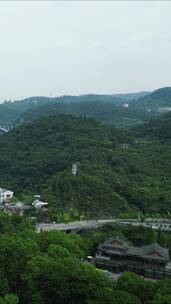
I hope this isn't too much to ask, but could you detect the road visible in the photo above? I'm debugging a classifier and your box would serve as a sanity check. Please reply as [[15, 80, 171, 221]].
[[36, 219, 118, 232], [36, 218, 171, 232]]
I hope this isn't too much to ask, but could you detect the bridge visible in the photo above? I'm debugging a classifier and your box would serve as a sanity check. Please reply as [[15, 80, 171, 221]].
[[36, 219, 117, 232], [122, 219, 171, 232], [36, 218, 171, 233]]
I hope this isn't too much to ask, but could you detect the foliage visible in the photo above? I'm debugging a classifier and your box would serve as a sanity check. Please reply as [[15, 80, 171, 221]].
[[0, 92, 153, 129], [0, 113, 171, 218], [0, 213, 170, 303]]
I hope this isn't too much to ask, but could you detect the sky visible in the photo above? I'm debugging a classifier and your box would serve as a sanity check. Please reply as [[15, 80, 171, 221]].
[[0, 1, 171, 100]]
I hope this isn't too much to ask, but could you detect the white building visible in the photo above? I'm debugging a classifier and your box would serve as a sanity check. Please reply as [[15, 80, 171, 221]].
[[122, 103, 129, 108], [158, 107, 171, 113], [72, 163, 77, 176], [0, 188, 13, 204], [32, 199, 48, 209]]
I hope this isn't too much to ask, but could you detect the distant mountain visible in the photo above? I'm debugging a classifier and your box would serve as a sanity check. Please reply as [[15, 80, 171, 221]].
[[0, 87, 170, 129], [15, 100, 153, 128], [0, 94, 123, 128], [129, 87, 171, 111], [52, 94, 123, 104], [112, 91, 150, 101], [21, 94, 124, 105], [0, 98, 50, 128]]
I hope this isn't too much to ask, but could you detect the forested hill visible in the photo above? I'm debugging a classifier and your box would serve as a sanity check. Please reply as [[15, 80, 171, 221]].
[[15, 101, 153, 128], [129, 87, 171, 110], [135, 112, 171, 140], [0, 114, 171, 218], [0, 115, 132, 217], [0, 87, 170, 128], [112, 91, 150, 101], [0, 94, 123, 127]]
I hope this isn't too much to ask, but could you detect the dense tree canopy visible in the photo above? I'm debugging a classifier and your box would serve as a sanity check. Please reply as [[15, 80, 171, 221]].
[[0, 213, 170, 304], [0, 114, 171, 218]]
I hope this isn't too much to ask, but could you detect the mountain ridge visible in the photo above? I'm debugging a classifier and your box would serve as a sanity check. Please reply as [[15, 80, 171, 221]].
[[0, 86, 170, 130]]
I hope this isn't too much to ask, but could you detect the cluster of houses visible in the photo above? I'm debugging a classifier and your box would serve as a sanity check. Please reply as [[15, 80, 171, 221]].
[[158, 106, 171, 113], [0, 188, 48, 213], [0, 163, 76, 210]]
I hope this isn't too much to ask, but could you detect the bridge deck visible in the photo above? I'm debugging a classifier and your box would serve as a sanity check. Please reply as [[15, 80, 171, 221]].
[[36, 219, 171, 232]]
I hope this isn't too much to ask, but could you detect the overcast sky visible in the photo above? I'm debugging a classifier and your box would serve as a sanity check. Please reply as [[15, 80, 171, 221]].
[[0, 1, 171, 100]]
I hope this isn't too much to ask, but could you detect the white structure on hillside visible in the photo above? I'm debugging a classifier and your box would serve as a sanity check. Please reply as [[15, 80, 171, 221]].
[[122, 103, 129, 108], [158, 107, 171, 113], [120, 143, 130, 150], [72, 163, 77, 176], [32, 199, 48, 209], [0, 188, 13, 204]]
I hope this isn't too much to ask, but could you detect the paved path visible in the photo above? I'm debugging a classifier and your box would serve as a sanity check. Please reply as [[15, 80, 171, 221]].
[[36, 218, 171, 232], [36, 219, 118, 232]]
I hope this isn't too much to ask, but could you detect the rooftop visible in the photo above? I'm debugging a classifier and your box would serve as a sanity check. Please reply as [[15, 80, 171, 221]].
[[99, 238, 170, 262]]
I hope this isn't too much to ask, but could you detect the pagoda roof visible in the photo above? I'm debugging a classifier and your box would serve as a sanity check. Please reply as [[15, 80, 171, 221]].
[[128, 243, 169, 260], [98, 238, 170, 262], [98, 236, 129, 250]]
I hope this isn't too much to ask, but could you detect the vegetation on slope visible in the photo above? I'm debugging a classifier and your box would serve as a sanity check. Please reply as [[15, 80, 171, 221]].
[[130, 87, 171, 110], [0, 92, 159, 127], [0, 115, 133, 217], [135, 112, 171, 140], [0, 94, 123, 127], [0, 87, 170, 129], [0, 213, 170, 304], [0, 114, 171, 218], [15, 100, 153, 128]]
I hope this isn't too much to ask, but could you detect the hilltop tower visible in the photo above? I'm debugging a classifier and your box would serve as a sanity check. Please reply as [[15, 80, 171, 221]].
[[72, 163, 77, 176]]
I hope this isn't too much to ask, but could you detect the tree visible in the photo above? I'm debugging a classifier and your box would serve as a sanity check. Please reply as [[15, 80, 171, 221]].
[[0, 294, 18, 304], [117, 272, 155, 303], [157, 229, 167, 247]]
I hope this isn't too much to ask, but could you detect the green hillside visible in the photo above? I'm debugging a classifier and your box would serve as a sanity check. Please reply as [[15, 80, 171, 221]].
[[0, 94, 123, 127], [0, 114, 171, 218], [15, 101, 153, 128], [14, 87, 171, 128], [112, 91, 150, 101], [0, 87, 170, 129], [0, 90, 157, 129], [135, 112, 171, 140], [0, 97, 50, 128], [130, 87, 171, 111]]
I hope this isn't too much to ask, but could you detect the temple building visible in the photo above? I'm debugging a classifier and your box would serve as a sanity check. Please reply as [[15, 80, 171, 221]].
[[94, 237, 171, 279]]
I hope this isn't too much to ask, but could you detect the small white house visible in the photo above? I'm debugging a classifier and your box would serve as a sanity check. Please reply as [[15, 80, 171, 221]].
[[122, 103, 129, 108], [0, 188, 14, 204], [32, 199, 48, 209]]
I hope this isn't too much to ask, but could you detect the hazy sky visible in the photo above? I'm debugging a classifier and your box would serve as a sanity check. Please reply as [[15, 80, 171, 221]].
[[0, 1, 171, 100]]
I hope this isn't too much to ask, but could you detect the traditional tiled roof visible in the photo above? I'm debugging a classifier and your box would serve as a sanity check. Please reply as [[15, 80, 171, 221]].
[[98, 238, 170, 262], [128, 242, 169, 260], [142, 243, 169, 261], [98, 236, 129, 250]]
